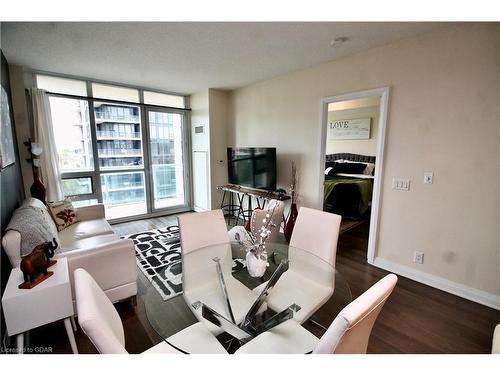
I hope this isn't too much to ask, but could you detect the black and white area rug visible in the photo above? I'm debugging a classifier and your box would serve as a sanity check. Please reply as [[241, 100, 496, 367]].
[[122, 226, 246, 301]]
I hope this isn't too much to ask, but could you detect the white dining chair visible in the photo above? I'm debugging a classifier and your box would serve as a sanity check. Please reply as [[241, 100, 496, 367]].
[[492, 324, 500, 354], [74, 268, 227, 354], [228, 199, 285, 246], [236, 274, 398, 354], [253, 207, 342, 323], [178, 209, 258, 333]]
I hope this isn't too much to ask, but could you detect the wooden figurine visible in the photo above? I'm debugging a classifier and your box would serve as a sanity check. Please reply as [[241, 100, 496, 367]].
[[19, 238, 58, 289]]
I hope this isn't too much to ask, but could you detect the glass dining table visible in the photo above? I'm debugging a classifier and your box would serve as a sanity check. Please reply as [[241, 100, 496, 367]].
[[143, 241, 352, 353]]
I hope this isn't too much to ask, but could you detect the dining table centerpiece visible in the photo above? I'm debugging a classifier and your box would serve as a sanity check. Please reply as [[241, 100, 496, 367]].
[[242, 200, 281, 277]]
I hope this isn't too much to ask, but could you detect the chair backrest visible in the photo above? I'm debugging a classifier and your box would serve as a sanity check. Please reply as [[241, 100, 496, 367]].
[[313, 274, 397, 354], [492, 324, 500, 354], [290, 207, 341, 266], [250, 200, 285, 244], [178, 209, 229, 254], [178, 209, 232, 292], [74, 268, 128, 354]]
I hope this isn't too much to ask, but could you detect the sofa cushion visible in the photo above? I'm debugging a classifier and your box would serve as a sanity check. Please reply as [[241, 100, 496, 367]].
[[48, 199, 80, 231], [58, 218, 114, 247], [58, 233, 120, 253]]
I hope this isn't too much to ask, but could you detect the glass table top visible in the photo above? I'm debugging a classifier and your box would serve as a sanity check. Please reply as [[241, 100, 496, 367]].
[[143, 241, 352, 353]]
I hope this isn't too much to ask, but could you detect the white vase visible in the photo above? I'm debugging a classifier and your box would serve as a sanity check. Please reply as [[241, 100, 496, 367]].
[[246, 251, 268, 278]]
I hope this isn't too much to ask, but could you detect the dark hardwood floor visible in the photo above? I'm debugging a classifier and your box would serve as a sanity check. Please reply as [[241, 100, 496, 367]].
[[16, 214, 499, 354]]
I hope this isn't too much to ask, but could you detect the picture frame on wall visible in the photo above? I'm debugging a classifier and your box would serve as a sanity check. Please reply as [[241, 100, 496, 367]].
[[329, 117, 371, 140], [0, 84, 16, 169]]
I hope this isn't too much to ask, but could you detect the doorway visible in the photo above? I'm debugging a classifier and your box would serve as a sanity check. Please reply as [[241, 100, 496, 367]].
[[318, 87, 389, 264]]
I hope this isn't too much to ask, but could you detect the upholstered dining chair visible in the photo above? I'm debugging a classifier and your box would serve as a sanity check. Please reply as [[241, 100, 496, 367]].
[[492, 324, 500, 354], [253, 207, 342, 323], [228, 199, 285, 246], [236, 274, 398, 354], [178, 209, 258, 333], [74, 268, 227, 354]]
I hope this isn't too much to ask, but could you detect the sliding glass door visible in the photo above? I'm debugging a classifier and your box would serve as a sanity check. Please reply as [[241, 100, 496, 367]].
[[146, 109, 188, 211], [94, 101, 147, 220]]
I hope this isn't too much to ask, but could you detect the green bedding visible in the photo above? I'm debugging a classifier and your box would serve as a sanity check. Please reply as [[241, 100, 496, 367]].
[[323, 177, 373, 216]]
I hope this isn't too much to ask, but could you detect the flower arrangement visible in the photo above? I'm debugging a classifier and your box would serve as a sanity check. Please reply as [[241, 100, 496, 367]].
[[245, 200, 280, 261]]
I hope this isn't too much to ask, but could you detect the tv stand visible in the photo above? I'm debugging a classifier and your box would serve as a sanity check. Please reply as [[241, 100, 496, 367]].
[[217, 184, 290, 226]]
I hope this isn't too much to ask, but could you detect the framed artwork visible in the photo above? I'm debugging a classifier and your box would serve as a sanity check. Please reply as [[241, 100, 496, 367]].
[[0, 84, 16, 168], [329, 117, 371, 140]]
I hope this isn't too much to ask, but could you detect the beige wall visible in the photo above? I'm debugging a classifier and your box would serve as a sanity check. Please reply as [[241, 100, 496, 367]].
[[228, 23, 500, 300], [208, 89, 230, 209], [190, 89, 230, 211], [326, 105, 379, 155]]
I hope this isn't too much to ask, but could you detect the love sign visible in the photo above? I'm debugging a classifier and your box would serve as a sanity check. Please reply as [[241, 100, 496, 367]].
[[328, 118, 371, 140]]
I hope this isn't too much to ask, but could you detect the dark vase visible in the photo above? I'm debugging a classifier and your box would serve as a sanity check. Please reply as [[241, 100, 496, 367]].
[[284, 203, 298, 243], [30, 172, 46, 203]]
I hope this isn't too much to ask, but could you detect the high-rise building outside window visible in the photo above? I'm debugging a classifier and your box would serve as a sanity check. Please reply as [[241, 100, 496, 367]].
[[38, 74, 188, 221]]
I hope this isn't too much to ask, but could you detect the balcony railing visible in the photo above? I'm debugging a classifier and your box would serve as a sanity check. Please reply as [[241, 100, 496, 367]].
[[98, 148, 143, 156], [95, 112, 140, 122], [96, 130, 141, 139]]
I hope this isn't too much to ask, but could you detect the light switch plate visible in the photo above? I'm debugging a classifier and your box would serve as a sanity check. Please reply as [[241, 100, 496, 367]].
[[424, 172, 434, 184], [392, 178, 410, 191]]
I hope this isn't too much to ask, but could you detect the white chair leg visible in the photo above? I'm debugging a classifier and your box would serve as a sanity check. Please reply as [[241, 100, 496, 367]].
[[16, 333, 24, 354], [64, 318, 79, 354], [70, 316, 77, 331]]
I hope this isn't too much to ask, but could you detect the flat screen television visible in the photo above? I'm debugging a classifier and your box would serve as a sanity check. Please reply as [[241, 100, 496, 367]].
[[227, 147, 277, 191]]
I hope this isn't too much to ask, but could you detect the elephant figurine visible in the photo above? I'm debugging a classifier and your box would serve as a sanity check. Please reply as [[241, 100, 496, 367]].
[[20, 238, 58, 285]]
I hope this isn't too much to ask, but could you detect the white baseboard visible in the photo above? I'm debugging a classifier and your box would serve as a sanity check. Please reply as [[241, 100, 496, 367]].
[[372, 257, 500, 311]]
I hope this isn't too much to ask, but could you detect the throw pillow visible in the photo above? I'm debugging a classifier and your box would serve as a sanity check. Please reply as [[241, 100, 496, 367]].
[[327, 162, 367, 176], [342, 160, 376, 175], [48, 199, 80, 232]]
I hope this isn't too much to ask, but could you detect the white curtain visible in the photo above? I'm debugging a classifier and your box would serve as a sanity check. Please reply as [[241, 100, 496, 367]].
[[31, 88, 63, 202]]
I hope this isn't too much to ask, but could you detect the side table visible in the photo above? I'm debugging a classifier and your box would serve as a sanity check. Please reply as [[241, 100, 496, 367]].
[[1, 257, 78, 354]]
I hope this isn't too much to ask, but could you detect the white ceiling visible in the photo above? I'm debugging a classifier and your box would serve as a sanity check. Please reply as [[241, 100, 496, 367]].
[[1, 22, 446, 95]]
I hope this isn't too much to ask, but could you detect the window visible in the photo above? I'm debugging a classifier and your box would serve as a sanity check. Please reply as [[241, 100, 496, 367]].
[[148, 110, 186, 209], [144, 90, 185, 108], [38, 73, 189, 220], [48, 97, 94, 172], [36, 75, 87, 96], [94, 102, 144, 170], [100, 172, 147, 220], [61, 177, 93, 197], [92, 83, 139, 103]]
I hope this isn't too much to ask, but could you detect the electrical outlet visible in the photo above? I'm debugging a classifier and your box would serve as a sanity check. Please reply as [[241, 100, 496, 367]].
[[413, 251, 424, 264], [424, 172, 433, 184], [392, 178, 410, 191]]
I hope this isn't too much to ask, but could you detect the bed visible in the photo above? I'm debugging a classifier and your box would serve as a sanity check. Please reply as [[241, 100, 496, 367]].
[[323, 153, 375, 219]]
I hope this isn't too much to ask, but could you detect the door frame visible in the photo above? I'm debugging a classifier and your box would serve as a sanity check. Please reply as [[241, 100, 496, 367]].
[[318, 86, 390, 264]]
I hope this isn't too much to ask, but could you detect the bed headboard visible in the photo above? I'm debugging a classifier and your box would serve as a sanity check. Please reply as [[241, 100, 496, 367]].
[[325, 153, 376, 164]]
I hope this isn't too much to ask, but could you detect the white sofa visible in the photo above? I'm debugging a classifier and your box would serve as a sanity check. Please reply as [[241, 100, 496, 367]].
[[1, 198, 137, 304]]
